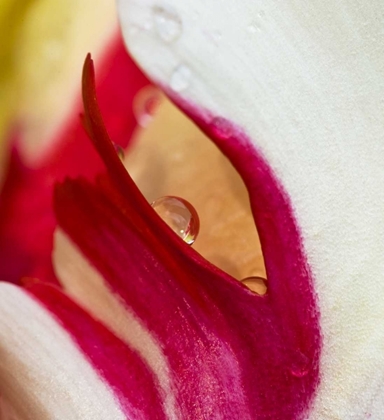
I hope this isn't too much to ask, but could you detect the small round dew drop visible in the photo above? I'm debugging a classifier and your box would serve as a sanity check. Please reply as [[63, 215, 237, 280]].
[[151, 196, 200, 245], [170, 64, 191, 92], [133, 86, 161, 128], [153, 5, 182, 43], [211, 116, 233, 140], [241, 276, 267, 295], [289, 351, 310, 378], [114, 144, 125, 161]]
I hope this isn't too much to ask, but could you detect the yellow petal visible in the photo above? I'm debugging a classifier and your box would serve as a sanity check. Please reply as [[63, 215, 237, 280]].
[[0, 0, 118, 173]]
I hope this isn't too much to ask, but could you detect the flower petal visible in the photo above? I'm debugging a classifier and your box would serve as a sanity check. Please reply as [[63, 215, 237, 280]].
[[53, 229, 180, 419], [51, 54, 321, 419], [118, 2, 384, 417], [25, 281, 167, 419], [0, 282, 163, 419]]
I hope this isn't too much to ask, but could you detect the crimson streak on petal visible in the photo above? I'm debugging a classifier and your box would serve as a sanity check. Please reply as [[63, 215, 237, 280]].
[[53, 55, 321, 419], [25, 282, 166, 420]]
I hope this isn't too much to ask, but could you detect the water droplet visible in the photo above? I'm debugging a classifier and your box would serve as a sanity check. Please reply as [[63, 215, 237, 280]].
[[114, 144, 125, 160], [247, 23, 258, 34], [133, 86, 161, 127], [170, 64, 191, 92], [241, 276, 267, 295], [211, 117, 233, 140], [151, 196, 199, 244], [153, 6, 182, 43], [289, 351, 309, 378], [211, 30, 222, 43]]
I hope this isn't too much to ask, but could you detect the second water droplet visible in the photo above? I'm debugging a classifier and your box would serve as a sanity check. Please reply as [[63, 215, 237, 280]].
[[170, 64, 191, 92], [151, 196, 199, 245], [211, 117, 233, 140], [114, 143, 125, 161], [133, 86, 161, 127], [241, 276, 267, 295], [289, 351, 310, 378], [153, 5, 182, 43]]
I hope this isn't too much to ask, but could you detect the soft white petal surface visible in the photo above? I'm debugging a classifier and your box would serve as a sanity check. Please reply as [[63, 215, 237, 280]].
[[118, 1, 384, 418], [0, 283, 126, 420]]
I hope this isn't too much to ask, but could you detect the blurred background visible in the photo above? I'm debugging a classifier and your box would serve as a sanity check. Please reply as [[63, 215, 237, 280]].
[[0, 0, 117, 171], [0, 0, 266, 289]]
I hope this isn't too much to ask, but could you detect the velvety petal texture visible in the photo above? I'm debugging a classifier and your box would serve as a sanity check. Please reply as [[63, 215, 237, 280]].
[[25, 281, 167, 419], [46, 54, 321, 419]]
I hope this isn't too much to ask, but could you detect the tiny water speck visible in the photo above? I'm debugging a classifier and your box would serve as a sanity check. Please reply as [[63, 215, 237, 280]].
[[241, 276, 267, 295], [247, 23, 260, 33], [290, 351, 309, 378], [170, 64, 191, 92], [114, 144, 125, 161], [151, 196, 199, 245], [133, 86, 161, 127], [211, 117, 233, 140], [153, 5, 182, 43]]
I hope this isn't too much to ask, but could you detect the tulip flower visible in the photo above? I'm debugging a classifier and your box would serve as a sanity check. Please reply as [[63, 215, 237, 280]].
[[1, 0, 384, 419]]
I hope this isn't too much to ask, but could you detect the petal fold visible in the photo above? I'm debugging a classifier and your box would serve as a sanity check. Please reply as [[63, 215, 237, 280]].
[[51, 55, 322, 419]]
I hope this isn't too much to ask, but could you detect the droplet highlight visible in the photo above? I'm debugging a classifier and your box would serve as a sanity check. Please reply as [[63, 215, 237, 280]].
[[114, 144, 125, 161], [153, 6, 182, 43], [211, 117, 233, 140], [151, 196, 199, 245], [170, 64, 191, 92], [133, 86, 161, 128], [247, 23, 260, 34], [241, 276, 267, 295], [289, 351, 310, 378]]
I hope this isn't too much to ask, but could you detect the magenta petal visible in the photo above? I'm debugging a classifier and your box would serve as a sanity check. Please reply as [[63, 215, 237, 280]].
[[25, 281, 166, 419], [51, 57, 322, 418]]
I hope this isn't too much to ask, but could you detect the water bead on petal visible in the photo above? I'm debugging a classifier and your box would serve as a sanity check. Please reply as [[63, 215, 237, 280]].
[[153, 5, 182, 43], [289, 350, 310, 378], [114, 143, 125, 161], [133, 86, 161, 128], [151, 196, 199, 245], [241, 276, 267, 295], [170, 64, 191, 92]]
